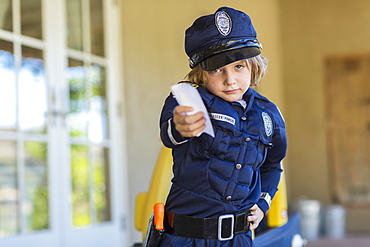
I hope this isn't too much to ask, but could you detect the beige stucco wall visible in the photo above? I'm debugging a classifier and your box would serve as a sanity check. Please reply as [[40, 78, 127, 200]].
[[281, 0, 370, 201], [121, 1, 283, 243], [280, 0, 370, 232], [121, 0, 370, 243]]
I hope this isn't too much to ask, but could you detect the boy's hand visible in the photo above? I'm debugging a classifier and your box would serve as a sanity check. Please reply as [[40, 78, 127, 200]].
[[173, 106, 206, 138], [247, 204, 265, 230]]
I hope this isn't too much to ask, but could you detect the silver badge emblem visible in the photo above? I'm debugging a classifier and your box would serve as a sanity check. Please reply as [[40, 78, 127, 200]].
[[262, 112, 273, 137], [215, 11, 232, 36]]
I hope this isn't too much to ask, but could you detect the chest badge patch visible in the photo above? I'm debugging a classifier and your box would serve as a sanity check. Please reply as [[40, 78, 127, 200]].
[[262, 112, 273, 136], [215, 11, 232, 36]]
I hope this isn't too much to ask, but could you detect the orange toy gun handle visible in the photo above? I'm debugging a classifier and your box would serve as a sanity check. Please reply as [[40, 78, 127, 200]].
[[153, 203, 165, 231]]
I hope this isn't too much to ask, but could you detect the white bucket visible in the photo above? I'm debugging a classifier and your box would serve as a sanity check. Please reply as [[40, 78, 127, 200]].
[[324, 205, 346, 239], [297, 199, 321, 241]]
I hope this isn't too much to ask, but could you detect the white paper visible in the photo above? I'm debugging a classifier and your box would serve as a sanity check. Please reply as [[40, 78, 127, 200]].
[[171, 83, 215, 138]]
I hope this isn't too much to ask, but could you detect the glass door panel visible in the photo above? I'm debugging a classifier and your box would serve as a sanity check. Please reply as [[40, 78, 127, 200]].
[[19, 46, 47, 134], [89, 64, 109, 142], [0, 39, 16, 131], [0, 0, 12, 31], [64, 1, 125, 245], [66, 61, 109, 141], [67, 59, 88, 138], [66, 0, 112, 232], [67, 0, 105, 56], [0, 140, 18, 237], [20, 0, 42, 39], [71, 144, 90, 226], [92, 146, 111, 223], [67, 60, 112, 228], [24, 141, 48, 232], [70, 144, 111, 227], [66, 0, 83, 51], [90, 0, 104, 56]]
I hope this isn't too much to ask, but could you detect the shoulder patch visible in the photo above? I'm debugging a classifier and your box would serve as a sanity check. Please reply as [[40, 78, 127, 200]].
[[262, 112, 273, 137]]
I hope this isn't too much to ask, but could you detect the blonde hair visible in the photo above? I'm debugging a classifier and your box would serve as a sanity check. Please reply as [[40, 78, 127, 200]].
[[186, 55, 268, 87]]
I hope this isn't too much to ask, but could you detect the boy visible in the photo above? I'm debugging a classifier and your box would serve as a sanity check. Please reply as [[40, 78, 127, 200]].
[[159, 6, 287, 246]]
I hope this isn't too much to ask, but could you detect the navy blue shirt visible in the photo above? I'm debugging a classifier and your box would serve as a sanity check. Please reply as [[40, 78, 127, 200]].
[[160, 83, 287, 219]]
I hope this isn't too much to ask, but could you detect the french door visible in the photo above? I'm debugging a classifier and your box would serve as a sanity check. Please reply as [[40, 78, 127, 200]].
[[0, 0, 127, 246]]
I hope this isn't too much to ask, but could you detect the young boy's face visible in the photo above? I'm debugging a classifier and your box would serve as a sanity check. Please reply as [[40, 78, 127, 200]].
[[205, 60, 251, 102]]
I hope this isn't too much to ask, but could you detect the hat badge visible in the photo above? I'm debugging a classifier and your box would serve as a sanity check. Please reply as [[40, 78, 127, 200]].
[[215, 11, 232, 36]]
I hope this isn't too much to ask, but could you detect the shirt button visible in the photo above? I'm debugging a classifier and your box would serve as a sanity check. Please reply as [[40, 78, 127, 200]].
[[226, 196, 232, 200], [245, 137, 251, 142], [240, 116, 247, 121], [235, 164, 242, 169]]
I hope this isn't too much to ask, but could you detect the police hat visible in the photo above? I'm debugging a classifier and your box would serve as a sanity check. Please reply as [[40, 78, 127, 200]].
[[185, 7, 262, 71]]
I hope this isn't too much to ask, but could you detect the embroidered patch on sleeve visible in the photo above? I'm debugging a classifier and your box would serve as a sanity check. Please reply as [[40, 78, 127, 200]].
[[262, 112, 273, 136]]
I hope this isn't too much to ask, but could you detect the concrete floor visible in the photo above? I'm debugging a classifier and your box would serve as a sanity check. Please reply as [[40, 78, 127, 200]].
[[306, 236, 370, 247]]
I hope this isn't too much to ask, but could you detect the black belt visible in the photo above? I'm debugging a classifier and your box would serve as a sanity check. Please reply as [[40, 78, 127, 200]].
[[165, 211, 251, 241]]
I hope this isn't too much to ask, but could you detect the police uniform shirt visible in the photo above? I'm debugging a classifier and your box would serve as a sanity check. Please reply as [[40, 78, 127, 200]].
[[159, 84, 287, 219]]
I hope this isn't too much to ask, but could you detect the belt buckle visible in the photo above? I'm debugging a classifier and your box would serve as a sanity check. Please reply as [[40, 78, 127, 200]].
[[218, 214, 234, 241]]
